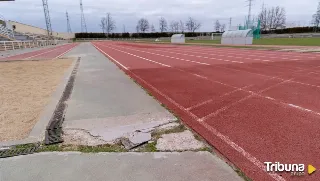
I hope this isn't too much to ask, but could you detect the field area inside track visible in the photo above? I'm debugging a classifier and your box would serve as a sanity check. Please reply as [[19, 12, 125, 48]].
[[92, 41, 320, 181]]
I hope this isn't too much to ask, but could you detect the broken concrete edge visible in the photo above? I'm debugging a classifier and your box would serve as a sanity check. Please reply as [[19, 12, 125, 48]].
[[0, 58, 79, 148]]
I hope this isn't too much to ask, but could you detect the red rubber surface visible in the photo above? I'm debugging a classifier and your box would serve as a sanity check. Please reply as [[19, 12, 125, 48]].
[[0, 43, 78, 61], [92, 41, 320, 181]]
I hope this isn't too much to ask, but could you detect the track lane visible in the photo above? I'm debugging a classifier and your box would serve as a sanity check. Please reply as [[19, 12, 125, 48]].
[[92, 41, 320, 181], [0, 43, 78, 61]]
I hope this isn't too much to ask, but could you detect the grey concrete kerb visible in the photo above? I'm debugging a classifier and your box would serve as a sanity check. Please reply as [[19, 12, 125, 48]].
[[0, 58, 79, 147]]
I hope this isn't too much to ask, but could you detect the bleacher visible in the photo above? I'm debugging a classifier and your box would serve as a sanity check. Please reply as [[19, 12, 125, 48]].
[[0, 23, 15, 41]]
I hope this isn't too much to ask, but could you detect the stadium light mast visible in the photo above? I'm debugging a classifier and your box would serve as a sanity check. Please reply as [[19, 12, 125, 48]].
[[247, 0, 254, 25], [66, 11, 72, 33], [80, 0, 87, 32], [42, 0, 53, 38]]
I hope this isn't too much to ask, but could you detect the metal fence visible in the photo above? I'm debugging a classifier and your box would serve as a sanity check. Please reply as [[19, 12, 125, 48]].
[[0, 40, 69, 51]]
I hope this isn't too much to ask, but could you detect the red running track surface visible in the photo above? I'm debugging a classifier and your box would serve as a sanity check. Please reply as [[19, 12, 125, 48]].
[[0, 43, 79, 61], [92, 41, 320, 181]]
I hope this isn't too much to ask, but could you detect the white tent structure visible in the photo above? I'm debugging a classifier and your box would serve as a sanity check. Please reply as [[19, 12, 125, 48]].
[[221, 29, 253, 45], [171, 34, 185, 44]]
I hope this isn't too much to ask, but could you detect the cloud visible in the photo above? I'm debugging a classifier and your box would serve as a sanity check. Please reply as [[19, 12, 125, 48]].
[[0, 0, 318, 32]]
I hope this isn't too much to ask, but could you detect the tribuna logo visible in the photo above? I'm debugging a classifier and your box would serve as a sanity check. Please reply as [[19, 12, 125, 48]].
[[264, 162, 305, 176]]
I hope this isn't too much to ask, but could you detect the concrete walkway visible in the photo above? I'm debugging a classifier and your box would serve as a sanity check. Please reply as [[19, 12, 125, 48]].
[[61, 43, 177, 144], [0, 152, 243, 181]]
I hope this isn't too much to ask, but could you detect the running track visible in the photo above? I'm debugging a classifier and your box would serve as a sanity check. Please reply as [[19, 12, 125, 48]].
[[0, 43, 78, 61], [92, 41, 320, 181]]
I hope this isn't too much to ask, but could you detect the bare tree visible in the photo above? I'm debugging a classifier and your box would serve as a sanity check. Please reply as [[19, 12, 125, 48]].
[[170, 21, 179, 32], [137, 18, 149, 32], [159, 17, 168, 32], [220, 24, 226, 32], [179, 20, 185, 33], [215, 20, 221, 32], [270, 6, 286, 29], [99, 17, 106, 33], [312, 2, 320, 32], [185, 17, 201, 32], [105, 13, 116, 36], [151, 24, 156, 32], [259, 6, 286, 30], [136, 25, 140, 33]]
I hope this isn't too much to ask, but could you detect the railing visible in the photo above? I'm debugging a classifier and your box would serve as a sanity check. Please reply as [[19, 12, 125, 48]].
[[0, 40, 69, 51]]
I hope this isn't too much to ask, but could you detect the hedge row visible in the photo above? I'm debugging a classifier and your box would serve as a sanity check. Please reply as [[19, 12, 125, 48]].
[[261, 26, 317, 34], [75, 27, 319, 39]]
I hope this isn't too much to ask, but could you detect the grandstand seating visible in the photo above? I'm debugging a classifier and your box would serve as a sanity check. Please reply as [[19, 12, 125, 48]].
[[0, 24, 15, 41]]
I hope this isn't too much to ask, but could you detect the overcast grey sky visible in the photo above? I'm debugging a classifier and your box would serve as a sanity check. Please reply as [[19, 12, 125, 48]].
[[0, 0, 318, 33]]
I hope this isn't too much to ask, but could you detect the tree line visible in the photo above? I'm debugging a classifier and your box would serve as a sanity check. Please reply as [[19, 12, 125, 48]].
[[79, 1, 320, 39]]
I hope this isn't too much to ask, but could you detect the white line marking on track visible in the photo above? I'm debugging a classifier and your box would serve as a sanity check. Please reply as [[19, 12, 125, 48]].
[[111, 44, 211, 66], [54, 44, 78, 59], [24, 44, 69, 60], [102, 44, 171, 67], [92, 43, 128, 70], [119, 62, 285, 181]]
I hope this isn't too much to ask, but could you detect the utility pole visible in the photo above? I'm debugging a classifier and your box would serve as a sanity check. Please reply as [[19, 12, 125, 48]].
[[229, 17, 232, 29], [247, 0, 254, 25], [66, 11, 72, 33], [80, 0, 87, 32], [42, 0, 52, 38], [123, 24, 126, 33]]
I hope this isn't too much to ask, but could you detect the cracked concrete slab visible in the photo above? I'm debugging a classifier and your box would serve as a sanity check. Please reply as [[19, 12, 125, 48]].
[[63, 114, 175, 144], [156, 130, 206, 151], [61, 43, 177, 145]]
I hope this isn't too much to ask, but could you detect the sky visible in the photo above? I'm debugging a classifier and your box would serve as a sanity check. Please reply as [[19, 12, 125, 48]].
[[0, 0, 318, 33]]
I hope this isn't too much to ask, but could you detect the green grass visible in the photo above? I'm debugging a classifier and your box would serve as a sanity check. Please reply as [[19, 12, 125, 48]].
[[253, 37, 320, 46], [151, 124, 187, 139], [137, 37, 320, 46], [37, 143, 126, 153]]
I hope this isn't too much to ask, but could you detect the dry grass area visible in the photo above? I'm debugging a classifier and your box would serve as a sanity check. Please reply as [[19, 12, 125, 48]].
[[0, 59, 74, 141]]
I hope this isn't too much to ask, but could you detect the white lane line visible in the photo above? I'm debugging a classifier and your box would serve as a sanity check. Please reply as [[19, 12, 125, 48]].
[[187, 85, 253, 111], [112, 44, 211, 66], [103, 45, 171, 67], [54, 44, 78, 59], [147, 47, 244, 63], [124, 64, 285, 181], [199, 121, 285, 181], [92, 43, 128, 70], [24, 44, 69, 60], [262, 60, 271, 62]]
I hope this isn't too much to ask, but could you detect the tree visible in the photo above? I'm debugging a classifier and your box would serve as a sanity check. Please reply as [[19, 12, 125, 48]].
[[159, 17, 168, 32], [99, 17, 106, 33], [136, 25, 140, 33], [151, 24, 156, 32], [105, 13, 116, 37], [137, 18, 149, 32], [179, 20, 185, 33], [220, 24, 226, 32], [170, 21, 179, 32], [312, 2, 320, 32], [185, 17, 201, 32], [215, 20, 221, 32], [259, 5, 286, 30]]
